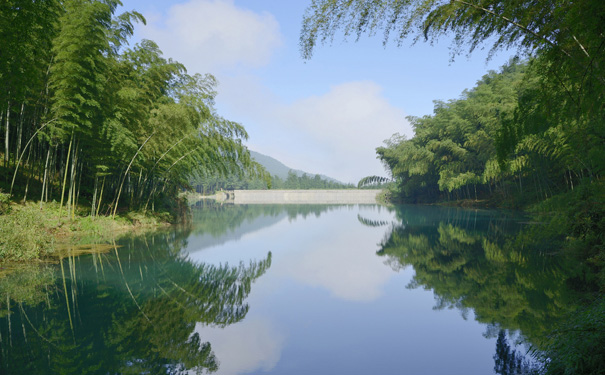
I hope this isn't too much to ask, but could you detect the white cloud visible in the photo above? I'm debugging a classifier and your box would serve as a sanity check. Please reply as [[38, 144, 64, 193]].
[[135, 0, 411, 183], [140, 0, 282, 74], [219, 77, 413, 183]]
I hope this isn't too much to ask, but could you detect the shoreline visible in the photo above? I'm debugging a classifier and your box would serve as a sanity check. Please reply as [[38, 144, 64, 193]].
[[0, 201, 173, 264]]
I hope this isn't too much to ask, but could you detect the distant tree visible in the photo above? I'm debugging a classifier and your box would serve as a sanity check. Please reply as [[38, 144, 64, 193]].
[[285, 170, 299, 189]]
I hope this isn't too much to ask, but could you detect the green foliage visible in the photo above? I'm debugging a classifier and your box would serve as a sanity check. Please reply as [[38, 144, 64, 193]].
[[192, 169, 353, 194], [49, 0, 113, 139], [302, 0, 605, 209], [0, 0, 60, 119], [300, 2, 605, 300], [0, 201, 173, 262], [537, 298, 605, 375], [301, 0, 605, 96], [1, 0, 262, 230], [0, 204, 55, 261], [357, 175, 391, 189], [376, 60, 528, 204], [0, 190, 10, 215]]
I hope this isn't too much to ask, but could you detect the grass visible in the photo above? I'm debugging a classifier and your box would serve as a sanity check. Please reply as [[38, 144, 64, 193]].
[[0, 201, 56, 261], [0, 199, 171, 263]]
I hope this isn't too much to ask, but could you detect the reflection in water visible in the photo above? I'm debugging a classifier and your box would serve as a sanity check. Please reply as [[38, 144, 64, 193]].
[[494, 330, 540, 375], [191, 201, 368, 237], [0, 228, 271, 374], [195, 317, 285, 375], [377, 205, 587, 370], [0, 203, 588, 374]]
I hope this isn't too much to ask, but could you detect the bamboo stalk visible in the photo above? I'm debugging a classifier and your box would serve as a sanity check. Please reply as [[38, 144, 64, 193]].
[[59, 131, 74, 211], [113, 132, 155, 218]]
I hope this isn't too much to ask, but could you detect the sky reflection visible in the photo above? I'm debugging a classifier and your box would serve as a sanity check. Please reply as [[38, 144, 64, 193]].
[[188, 204, 496, 375]]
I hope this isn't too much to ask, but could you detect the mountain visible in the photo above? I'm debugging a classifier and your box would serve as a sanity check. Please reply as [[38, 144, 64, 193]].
[[250, 150, 342, 183]]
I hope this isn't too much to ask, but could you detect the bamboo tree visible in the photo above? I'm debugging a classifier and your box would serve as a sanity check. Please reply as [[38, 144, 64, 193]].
[[5, 100, 10, 168], [95, 176, 106, 217], [40, 146, 51, 209], [1, 0, 262, 220], [9, 119, 55, 195], [59, 132, 73, 212], [112, 132, 155, 218]]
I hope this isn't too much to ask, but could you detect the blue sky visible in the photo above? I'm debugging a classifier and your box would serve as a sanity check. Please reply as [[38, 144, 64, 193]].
[[119, 0, 514, 183]]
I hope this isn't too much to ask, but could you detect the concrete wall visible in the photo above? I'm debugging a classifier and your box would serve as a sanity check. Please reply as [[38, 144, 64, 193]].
[[231, 189, 380, 204]]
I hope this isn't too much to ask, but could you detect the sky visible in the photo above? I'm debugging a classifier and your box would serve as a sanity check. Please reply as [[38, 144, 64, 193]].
[[118, 0, 515, 184]]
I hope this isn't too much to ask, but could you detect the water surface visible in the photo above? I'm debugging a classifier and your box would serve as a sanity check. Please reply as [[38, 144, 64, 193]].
[[0, 203, 578, 374]]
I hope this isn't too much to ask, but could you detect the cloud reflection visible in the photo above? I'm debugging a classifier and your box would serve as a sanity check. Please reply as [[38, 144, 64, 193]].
[[277, 207, 396, 302], [195, 318, 284, 375], [283, 231, 392, 301]]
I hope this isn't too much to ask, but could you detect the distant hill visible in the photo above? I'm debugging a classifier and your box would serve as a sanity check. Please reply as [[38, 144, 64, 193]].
[[250, 150, 342, 184]]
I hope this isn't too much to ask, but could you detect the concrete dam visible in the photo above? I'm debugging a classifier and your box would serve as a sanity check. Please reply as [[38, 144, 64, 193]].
[[220, 189, 381, 204]]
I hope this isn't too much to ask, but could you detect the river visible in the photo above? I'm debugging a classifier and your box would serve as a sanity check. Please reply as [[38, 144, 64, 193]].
[[0, 203, 580, 374]]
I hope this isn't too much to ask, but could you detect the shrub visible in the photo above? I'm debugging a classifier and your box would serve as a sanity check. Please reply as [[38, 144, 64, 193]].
[[0, 191, 10, 215], [0, 204, 54, 261]]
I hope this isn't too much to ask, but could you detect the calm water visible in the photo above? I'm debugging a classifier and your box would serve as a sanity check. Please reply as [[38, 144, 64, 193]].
[[0, 203, 577, 374]]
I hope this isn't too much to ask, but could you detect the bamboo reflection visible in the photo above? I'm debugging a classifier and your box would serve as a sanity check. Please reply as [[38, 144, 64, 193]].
[[378, 205, 583, 348], [0, 227, 271, 374]]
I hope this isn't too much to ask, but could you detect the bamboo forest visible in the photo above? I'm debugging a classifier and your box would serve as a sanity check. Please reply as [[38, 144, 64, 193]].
[[1, 0, 604, 374], [0, 0, 261, 223]]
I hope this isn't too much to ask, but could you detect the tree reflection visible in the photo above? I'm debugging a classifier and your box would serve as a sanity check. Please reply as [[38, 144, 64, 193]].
[[494, 330, 540, 375], [377, 205, 582, 347], [191, 201, 353, 237], [0, 228, 271, 374]]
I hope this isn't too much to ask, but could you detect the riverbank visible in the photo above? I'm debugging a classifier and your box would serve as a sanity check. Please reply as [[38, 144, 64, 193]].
[[0, 200, 172, 263]]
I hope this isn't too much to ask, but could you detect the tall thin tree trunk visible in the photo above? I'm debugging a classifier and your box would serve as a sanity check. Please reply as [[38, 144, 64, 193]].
[[40, 147, 51, 208], [5, 100, 10, 168], [66, 168, 73, 218], [128, 174, 133, 209], [0, 110, 3, 173], [16, 102, 24, 162], [144, 181, 159, 213], [22, 148, 32, 202], [47, 148, 56, 202], [66, 145, 77, 219], [113, 132, 155, 218], [74, 158, 83, 219], [96, 176, 105, 217], [70, 145, 79, 220], [91, 175, 98, 217], [135, 169, 143, 206], [60, 133, 74, 212]]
